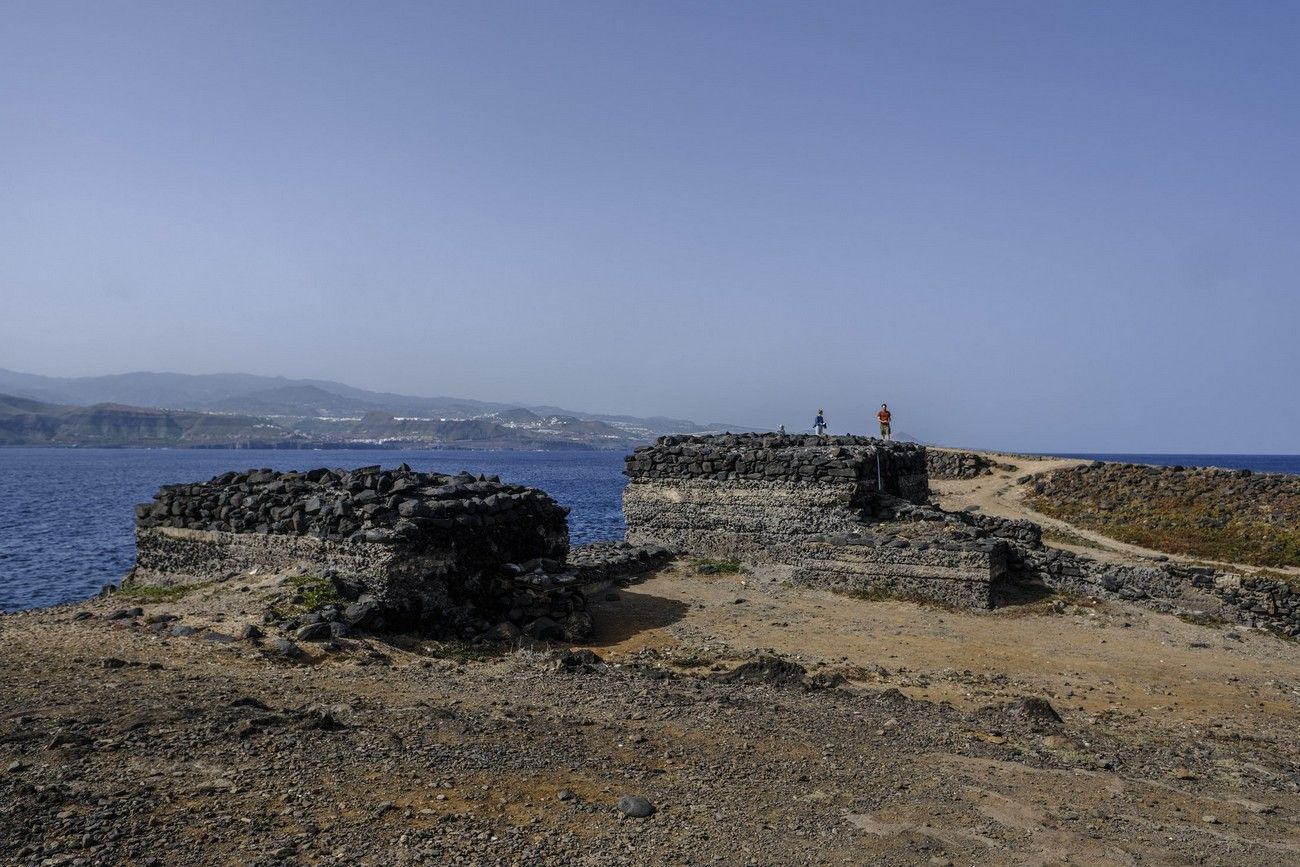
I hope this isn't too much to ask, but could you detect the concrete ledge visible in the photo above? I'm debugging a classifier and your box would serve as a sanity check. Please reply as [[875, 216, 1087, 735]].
[[793, 542, 1009, 609]]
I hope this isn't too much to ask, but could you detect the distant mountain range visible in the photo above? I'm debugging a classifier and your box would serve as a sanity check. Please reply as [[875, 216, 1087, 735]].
[[0, 368, 749, 450]]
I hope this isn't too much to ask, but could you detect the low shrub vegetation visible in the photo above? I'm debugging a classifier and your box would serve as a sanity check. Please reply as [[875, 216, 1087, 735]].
[[693, 558, 747, 575], [1029, 463, 1300, 569]]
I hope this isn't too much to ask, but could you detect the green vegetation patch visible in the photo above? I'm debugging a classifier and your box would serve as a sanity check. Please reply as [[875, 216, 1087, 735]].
[[267, 573, 346, 620], [115, 582, 205, 603], [693, 558, 747, 575], [1029, 463, 1300, 569]]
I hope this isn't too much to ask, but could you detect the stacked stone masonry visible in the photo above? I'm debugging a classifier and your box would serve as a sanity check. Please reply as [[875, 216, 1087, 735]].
[[625, 433, 929, 501], [128, 465, 667, 642], [926, 449, 1014, 480], [624, 434, 1008, 607]]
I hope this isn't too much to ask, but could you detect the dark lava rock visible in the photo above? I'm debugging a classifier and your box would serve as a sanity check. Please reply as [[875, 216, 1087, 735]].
[[343, 602, 379, 627], [556, 649, 605, 672], [718, 655, 812, 689], [981, 696, 1064, 728], [525, 616, 563, 640], [239, 624, 264, 641], [616, 795, 656, 818], [296, 622, 332, 642], [271, 639, 303, 659]]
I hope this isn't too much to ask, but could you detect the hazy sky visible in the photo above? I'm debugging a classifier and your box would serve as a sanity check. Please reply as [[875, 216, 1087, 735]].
[[2, 2, 1297, 452]]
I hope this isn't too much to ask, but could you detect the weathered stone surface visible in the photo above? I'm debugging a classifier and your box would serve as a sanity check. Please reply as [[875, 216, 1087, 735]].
[[622, 434, 1010, 606], [625, 478, 874, 563], [625, 433, 929, 502], [127, 466, 569, 637], [795, 533, 1008, 609], [616, 795, 655, 818], [124, 465, 680, 642]]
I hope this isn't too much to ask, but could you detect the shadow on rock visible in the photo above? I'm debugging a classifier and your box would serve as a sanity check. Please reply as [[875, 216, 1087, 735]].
[[587, 592, 691, 645]]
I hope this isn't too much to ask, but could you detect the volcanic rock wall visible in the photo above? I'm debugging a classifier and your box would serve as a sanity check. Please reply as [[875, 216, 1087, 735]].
[[926, 449, 1008, 480], [129, 465, 572, 635]]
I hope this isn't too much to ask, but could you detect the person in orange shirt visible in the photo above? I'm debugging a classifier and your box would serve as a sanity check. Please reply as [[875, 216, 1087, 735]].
[[877, 404, 892, 440]]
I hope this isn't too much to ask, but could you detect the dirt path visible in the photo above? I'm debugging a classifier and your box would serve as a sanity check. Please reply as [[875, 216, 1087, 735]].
[[927, 450, 1300, 577]]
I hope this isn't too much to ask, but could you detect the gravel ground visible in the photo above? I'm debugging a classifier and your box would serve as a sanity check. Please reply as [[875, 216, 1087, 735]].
[[3, 566, 1300, 866]]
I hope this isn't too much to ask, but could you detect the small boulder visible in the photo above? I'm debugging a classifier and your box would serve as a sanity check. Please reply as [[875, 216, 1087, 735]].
[[271, 639, 303, 659], [296, 622, 332, 642], [616, 795, 655, 818], [525, 616, 563, 641]]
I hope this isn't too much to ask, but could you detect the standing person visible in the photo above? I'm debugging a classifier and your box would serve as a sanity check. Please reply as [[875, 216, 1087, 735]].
[[813, 409, 827, 436], [877, 403, 892, 440]]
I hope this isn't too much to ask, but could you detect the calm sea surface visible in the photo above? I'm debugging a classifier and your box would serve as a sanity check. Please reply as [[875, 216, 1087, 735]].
[[2, 448, 1297, 612], [0, 448, 628, 612]]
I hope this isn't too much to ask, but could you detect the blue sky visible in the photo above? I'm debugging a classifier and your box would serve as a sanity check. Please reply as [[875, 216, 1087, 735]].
[[1, 2, 1297, 452]]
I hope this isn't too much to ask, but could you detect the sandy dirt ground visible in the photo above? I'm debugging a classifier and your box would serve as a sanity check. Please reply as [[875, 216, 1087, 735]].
[[4, 556, 1300, 866]]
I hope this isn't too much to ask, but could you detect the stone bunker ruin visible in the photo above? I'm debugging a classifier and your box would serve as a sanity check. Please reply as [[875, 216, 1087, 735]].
[[122, 438, 1300, 638], [129, 465, 666, 641], [624, 434, 1012, 607]]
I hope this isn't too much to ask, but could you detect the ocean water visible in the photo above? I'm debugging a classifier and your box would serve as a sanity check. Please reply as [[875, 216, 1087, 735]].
[[0, 448, 628, 612]]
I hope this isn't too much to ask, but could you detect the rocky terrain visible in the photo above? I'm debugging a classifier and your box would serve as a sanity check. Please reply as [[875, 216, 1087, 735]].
[[4, 559, 1300, 866]]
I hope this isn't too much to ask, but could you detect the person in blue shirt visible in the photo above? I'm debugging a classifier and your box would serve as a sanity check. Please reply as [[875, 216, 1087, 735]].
[[813, 409, 827, 436]]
